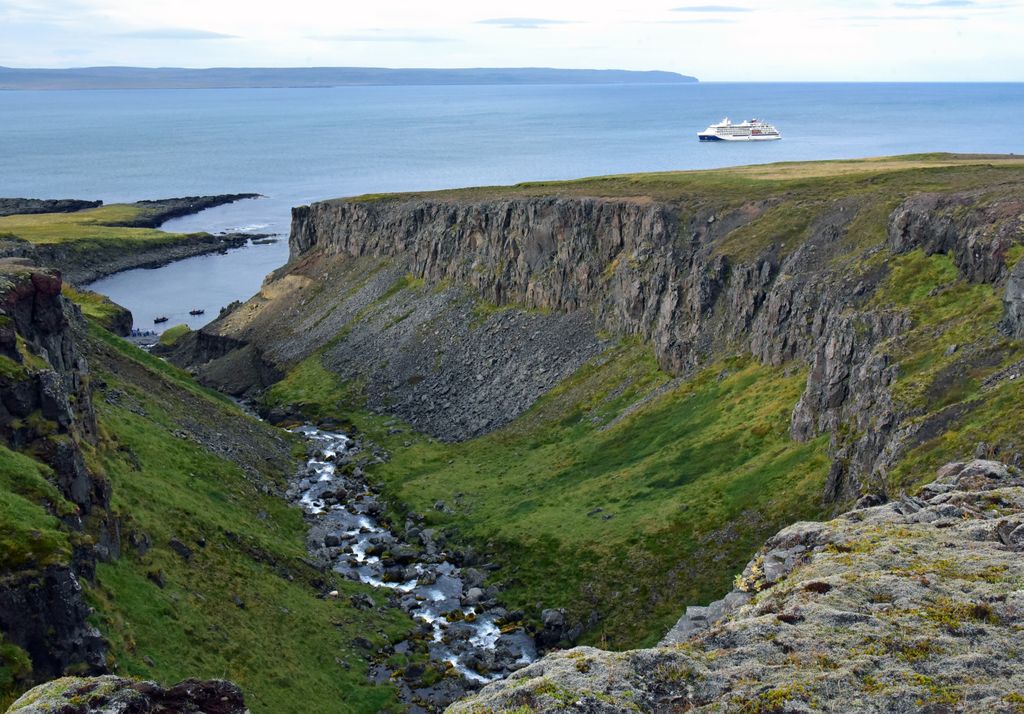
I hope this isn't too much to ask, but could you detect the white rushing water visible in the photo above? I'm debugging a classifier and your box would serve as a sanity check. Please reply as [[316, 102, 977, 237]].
[[290, 425, 536, 684]]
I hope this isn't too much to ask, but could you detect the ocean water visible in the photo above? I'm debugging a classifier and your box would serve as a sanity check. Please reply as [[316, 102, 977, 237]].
[[2, 82, 1022, 329]]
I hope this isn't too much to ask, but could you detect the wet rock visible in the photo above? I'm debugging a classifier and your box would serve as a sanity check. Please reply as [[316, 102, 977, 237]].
[[537, 608, 570, 648], [350, 593, 375, 610], [286, 426, 537, 708], [461, 568, 486, 589], [389, 544, 420, 564]]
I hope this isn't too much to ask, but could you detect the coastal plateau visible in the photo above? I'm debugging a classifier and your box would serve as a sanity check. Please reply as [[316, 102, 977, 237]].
[[6, 154, 1024, 712]]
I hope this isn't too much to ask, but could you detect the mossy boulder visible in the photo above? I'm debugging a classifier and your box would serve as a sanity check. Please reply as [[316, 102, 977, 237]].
[[7, 675, 247, 713]]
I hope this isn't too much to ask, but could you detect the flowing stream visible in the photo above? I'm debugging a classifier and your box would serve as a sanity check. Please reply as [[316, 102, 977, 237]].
[[286, 425, 536, 706]]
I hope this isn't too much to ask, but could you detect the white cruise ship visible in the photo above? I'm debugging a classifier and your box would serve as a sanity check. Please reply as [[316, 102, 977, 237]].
[[698, 117, 782, 142]]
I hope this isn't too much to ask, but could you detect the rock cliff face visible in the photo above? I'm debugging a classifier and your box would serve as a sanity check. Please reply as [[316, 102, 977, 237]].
[[283, 184, 1024, 501], [0, 568, 107, 685], [0, 233, 252, 286], [450, 459, 1024, 713], [888, 190, 1024, 284], [167, 164, 1024, 696], [0, 260, 108, 686], [0, 260, 104, 513]]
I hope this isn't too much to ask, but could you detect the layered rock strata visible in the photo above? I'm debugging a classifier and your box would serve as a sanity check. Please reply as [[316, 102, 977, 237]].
[[0, 260, 108, 684], [276, 188, 1024, 500]]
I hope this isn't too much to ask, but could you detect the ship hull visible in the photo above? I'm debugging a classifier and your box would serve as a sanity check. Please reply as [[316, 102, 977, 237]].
[[698, 134, 781, 142]]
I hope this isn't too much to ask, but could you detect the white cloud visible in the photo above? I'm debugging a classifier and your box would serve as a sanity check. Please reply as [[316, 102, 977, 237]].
[[0, 0, 1021, 80], [476, 17, 576, 29], [113, 28, 237, 39], [670, 5, 751, 11]]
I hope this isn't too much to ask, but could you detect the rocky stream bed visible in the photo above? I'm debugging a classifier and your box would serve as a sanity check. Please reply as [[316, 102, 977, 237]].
[[285, 425, 538, 712]]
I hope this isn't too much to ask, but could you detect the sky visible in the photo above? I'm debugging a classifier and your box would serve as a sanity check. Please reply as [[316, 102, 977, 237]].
[[0, 0, 1021, 81]]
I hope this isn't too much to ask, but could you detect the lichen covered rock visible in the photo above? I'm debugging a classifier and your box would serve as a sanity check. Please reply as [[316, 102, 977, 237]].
[[7, 675, 248, 713], [449, 460, 1024, 712]]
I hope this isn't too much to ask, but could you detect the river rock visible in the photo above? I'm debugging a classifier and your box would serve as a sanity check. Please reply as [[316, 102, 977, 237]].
[[283, 426, 539, 712]]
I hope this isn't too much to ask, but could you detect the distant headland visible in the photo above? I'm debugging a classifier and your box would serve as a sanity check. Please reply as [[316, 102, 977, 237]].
[[0, 66, 698, 90]]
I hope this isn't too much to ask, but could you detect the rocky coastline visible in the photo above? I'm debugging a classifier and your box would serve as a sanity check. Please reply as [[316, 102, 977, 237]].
[[108, 194, 262, 229], [0, 194, 267, 285], [0, 199, 102, 217]]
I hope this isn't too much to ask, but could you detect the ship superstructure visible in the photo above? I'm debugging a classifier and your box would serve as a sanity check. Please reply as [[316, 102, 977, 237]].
[[698, 117, 781, 142]]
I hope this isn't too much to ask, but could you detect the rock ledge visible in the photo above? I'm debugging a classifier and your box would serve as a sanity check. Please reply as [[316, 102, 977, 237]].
[[7, 676, 248, 714], [450, 460, 1024, 713]]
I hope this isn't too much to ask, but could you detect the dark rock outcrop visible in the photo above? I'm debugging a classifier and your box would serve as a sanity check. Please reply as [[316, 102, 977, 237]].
[[154, 330, 281, 400], [0, 199, 102, 218], [7, 675, 247, 713], [114, 194, 262, 229], [0, 568, 107, 683], [0, 260, 104, 513], [0, 260, 109, 686], [888, 190, 1024, 283]]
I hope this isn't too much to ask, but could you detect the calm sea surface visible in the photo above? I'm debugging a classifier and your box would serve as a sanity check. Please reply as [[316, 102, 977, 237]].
[[2, 82, 1022, 329]]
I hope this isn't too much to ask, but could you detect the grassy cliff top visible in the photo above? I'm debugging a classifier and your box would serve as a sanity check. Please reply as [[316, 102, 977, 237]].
[[331, 153, 1024, 205], [0, 204, 185, 246]]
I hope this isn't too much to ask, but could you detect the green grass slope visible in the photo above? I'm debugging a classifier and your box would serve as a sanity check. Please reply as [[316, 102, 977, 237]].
[[0, 446, 74, 572], [0, 205, 185, 249], [0, 308, 419, 711], [258, 154, 1024, 652], [79, 328, 413, 713], [264, 341, 830, 648], [873, 249, 1024, 489]]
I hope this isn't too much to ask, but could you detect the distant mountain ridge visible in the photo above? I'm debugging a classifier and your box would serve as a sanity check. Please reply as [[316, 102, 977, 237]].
[[0, 66, 697, 90]]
